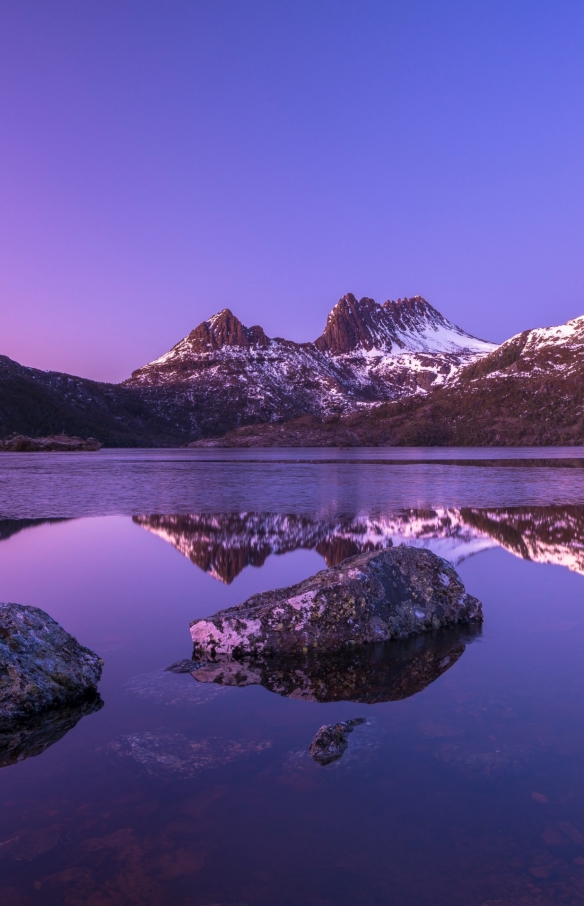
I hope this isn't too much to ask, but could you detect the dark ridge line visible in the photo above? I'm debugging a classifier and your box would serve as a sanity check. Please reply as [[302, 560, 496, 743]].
[[125, 457, 584, 468]]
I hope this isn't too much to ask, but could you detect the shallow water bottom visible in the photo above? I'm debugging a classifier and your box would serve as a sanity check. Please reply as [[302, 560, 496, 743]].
[[1, 515, 584, 905]]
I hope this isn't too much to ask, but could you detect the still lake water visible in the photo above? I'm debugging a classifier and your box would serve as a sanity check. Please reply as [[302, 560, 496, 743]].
[[2, 449, 584, 905]]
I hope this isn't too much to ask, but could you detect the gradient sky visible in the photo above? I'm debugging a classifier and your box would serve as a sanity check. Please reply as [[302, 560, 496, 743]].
[[1, 1, 583, 382]]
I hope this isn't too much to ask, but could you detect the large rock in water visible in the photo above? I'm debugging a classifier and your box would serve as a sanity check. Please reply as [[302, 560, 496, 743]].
[[0, 603, 103, 720], [190, 546, 483, 658]]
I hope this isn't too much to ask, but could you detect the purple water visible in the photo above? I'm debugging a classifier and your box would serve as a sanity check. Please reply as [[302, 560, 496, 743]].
[[1, 453, 584, 904]]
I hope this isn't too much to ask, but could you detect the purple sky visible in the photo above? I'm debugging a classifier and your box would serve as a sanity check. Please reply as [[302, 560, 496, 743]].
[[1, 1, 584, 383]]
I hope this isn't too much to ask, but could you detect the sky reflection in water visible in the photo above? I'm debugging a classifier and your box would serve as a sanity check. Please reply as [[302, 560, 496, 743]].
[[1, 458, 584, 904]]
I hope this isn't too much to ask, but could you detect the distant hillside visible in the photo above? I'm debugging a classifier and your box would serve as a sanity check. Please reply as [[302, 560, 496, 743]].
[[0, 355, 187, 446]]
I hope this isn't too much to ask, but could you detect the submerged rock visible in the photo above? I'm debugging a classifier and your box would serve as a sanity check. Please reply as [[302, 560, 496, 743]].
[[190, 546, 482, 658], [108, 730, 271, 778], [309, 718, 366, 766], [0, 696, 103, 768], [0, 603, 103, 720], [181, 624, 481, 703]]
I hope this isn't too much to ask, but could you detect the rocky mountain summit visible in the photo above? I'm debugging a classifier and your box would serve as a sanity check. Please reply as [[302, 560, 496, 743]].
[[315, 294, 492, 356], [125, 295, 495, 437]]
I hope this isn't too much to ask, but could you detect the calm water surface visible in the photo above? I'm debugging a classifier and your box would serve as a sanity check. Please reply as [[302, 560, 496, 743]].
[[1, 450, 584, 905]]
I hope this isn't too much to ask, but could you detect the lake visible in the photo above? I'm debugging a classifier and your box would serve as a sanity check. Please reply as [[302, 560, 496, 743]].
[[1, 448, 584, 905]]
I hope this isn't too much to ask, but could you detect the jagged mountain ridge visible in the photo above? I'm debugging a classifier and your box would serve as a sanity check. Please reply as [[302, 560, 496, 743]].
[[315, 294, 493, 355], [124, 294, 495, 436], [134, 506, 584, 584], [4, 292, 584, 446]]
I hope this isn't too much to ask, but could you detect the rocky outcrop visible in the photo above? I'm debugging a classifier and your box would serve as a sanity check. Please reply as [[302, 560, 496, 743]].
[[315, 294, 491, 356], [0, 603, 103, 720], [309, 718, 366, 766], [190, 547, 482, 658], [184, 625, 479, 703], [0, 434, 101, 452]]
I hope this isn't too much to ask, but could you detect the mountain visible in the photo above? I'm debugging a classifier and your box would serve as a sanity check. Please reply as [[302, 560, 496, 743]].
[[133, 506, 584, 583], [315, 294, 492, 356], [459, 314, 584, 381], [197, 313, 584, 447], [2, 293, 583, 446], [123, 294, 495, 438]]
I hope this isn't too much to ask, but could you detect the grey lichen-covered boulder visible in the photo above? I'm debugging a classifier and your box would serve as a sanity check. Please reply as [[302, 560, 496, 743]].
[[0, 603, 103, 720], [190, 546, 483, 658]]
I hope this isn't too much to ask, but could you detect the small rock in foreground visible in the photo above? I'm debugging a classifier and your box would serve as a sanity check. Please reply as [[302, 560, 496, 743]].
[[190, 546, 482, 657], [0, 434, 101, 452], [309, 718, 366, 766], [0, 603, 103, 721]]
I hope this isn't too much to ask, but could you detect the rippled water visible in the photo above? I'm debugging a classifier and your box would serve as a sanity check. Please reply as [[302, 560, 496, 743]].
[[1, 450, 584, 905]]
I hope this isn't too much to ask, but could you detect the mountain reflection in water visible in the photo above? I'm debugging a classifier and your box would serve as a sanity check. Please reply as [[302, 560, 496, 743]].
[[180, 625, 481, 704], [0, 517, 69, 543], [134, 506, 584, 582]]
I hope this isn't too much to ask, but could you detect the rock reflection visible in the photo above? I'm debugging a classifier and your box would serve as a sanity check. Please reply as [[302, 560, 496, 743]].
[[135, 506, 584, 581], [185, 625, 481, 704], [0, 695, 103, 768]]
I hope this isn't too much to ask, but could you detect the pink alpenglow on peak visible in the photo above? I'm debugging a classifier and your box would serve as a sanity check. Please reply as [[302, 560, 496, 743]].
[[125, 294, 497, 440]]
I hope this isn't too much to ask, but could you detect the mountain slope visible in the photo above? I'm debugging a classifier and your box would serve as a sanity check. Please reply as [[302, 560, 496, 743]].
[[192, 312, 584, 447], [460, 315, 584, 382], [0, 355, 189, 446]]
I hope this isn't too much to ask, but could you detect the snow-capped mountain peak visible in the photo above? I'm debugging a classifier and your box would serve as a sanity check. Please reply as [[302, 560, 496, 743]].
[[382, 296, 495, 355], [315, 293, 495, 356], [124, 292, 499, 438]]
